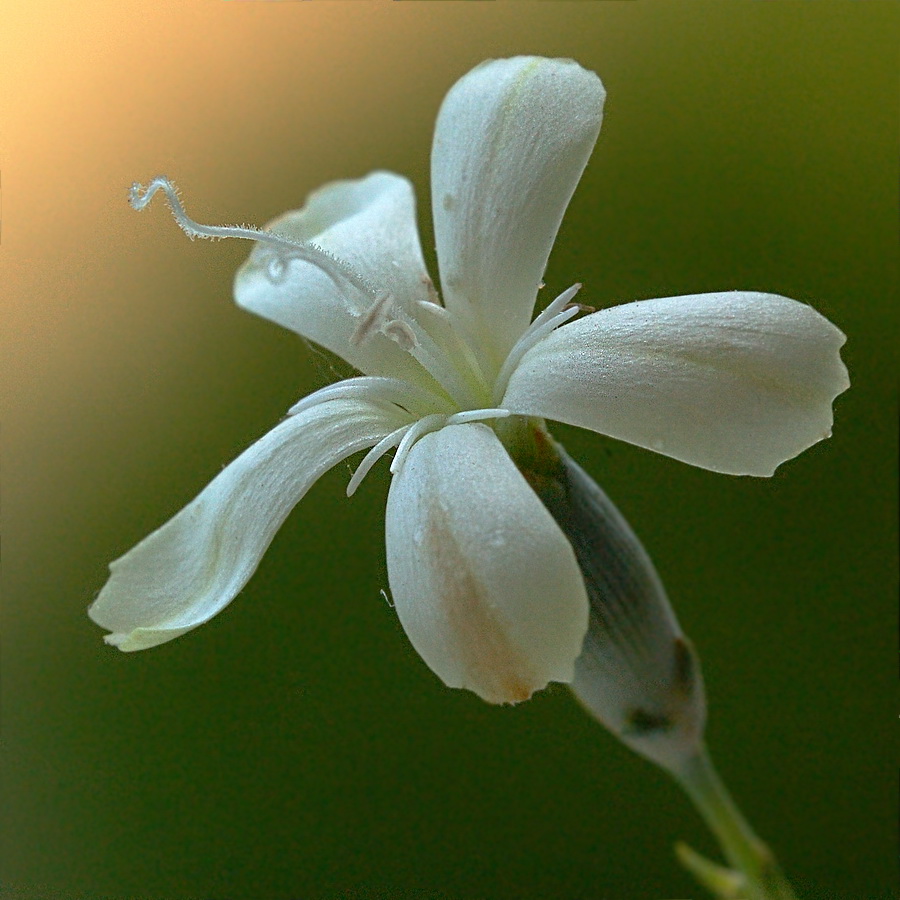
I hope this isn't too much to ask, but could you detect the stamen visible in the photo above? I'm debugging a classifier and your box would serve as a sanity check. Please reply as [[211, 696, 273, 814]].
[[267, 255, 289, 282], [415, 300, 491, 400], [346, 425, 411, 497], [129, 177, 493, 414], [382, 320, 418, 353], [390, 414, 447, 474], [529, 283, 583, 331], [346, 295, 477, 409], [492, 283, 584, 405], [350, 293, 393, 346], [413, 299, 452, 321], [445, 408, 511, 426], [543, 305, 582, 333], [288, 376, 450, 419], [391, 317, 485, 410], [128, 176, 377, 301]]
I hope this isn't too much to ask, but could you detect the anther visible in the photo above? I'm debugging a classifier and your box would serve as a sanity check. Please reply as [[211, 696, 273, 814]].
[[383, 320, 418, 352], [351, 294, 394, 347]]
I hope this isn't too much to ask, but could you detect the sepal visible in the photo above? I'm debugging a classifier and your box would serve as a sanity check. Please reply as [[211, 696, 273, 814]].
[[519, 433, 706, 772], [675, 842, 746, 899]]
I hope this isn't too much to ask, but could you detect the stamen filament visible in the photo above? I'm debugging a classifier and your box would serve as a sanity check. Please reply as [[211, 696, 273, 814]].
[[390, 414, 447, 474], [414, 300, 492, 403], [288, 377, 451, 419], [400, 319, 486, 410], [531, 282, 583, 330], [446, 408, 511, 426], [346, 425, 411, 497], [493, 283, 584, 404]]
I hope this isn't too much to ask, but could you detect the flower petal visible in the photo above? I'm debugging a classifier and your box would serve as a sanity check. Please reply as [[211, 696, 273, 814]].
[[234, 171, 433, 382], [503, 292, 850, 476], [89, 398, 411, 650], [431, 57, 605, 370], [384, 422, 589, 704]]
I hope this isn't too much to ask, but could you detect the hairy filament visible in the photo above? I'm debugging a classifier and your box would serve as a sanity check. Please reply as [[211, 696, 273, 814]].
[[288, 377, 451, 419], [346, 425, 411, 497], [128, 176, 377, 301], [129, 176, 499, 411], [492, 283, 583, 405]]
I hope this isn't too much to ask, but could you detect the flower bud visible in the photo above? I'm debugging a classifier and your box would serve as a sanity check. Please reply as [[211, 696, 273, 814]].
[[519, 431, 706, 773]]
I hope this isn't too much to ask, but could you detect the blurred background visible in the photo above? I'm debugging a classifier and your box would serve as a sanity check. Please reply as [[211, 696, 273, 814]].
[[2, 2, 897, 898]]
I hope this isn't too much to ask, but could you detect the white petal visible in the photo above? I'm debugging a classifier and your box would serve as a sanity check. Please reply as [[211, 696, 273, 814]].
[[431, 57, 605, 370], [89, 398, 410, 651], [384, 423, 589, 704], [234, 171, 433, 382], [503, 292, 850, 477]]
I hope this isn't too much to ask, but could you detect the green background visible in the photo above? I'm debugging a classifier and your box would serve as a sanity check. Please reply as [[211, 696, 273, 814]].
[[4, 3, 897, 898]]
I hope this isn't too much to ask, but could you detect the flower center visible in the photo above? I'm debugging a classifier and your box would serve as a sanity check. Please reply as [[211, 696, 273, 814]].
[[129, 176, 497, 411], [129, 177, 583, 492]]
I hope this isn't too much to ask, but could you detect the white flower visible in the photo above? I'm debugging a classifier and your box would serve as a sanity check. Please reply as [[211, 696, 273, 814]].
[[89, 57, 849, 705]]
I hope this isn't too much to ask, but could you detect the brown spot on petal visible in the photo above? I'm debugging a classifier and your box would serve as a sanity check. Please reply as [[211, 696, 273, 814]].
[[423, 504, 539, 705], [421, 276, 441, 305]]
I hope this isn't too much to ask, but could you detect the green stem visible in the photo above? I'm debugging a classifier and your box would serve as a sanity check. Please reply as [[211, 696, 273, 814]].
[[673, 746, 798, 900]]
